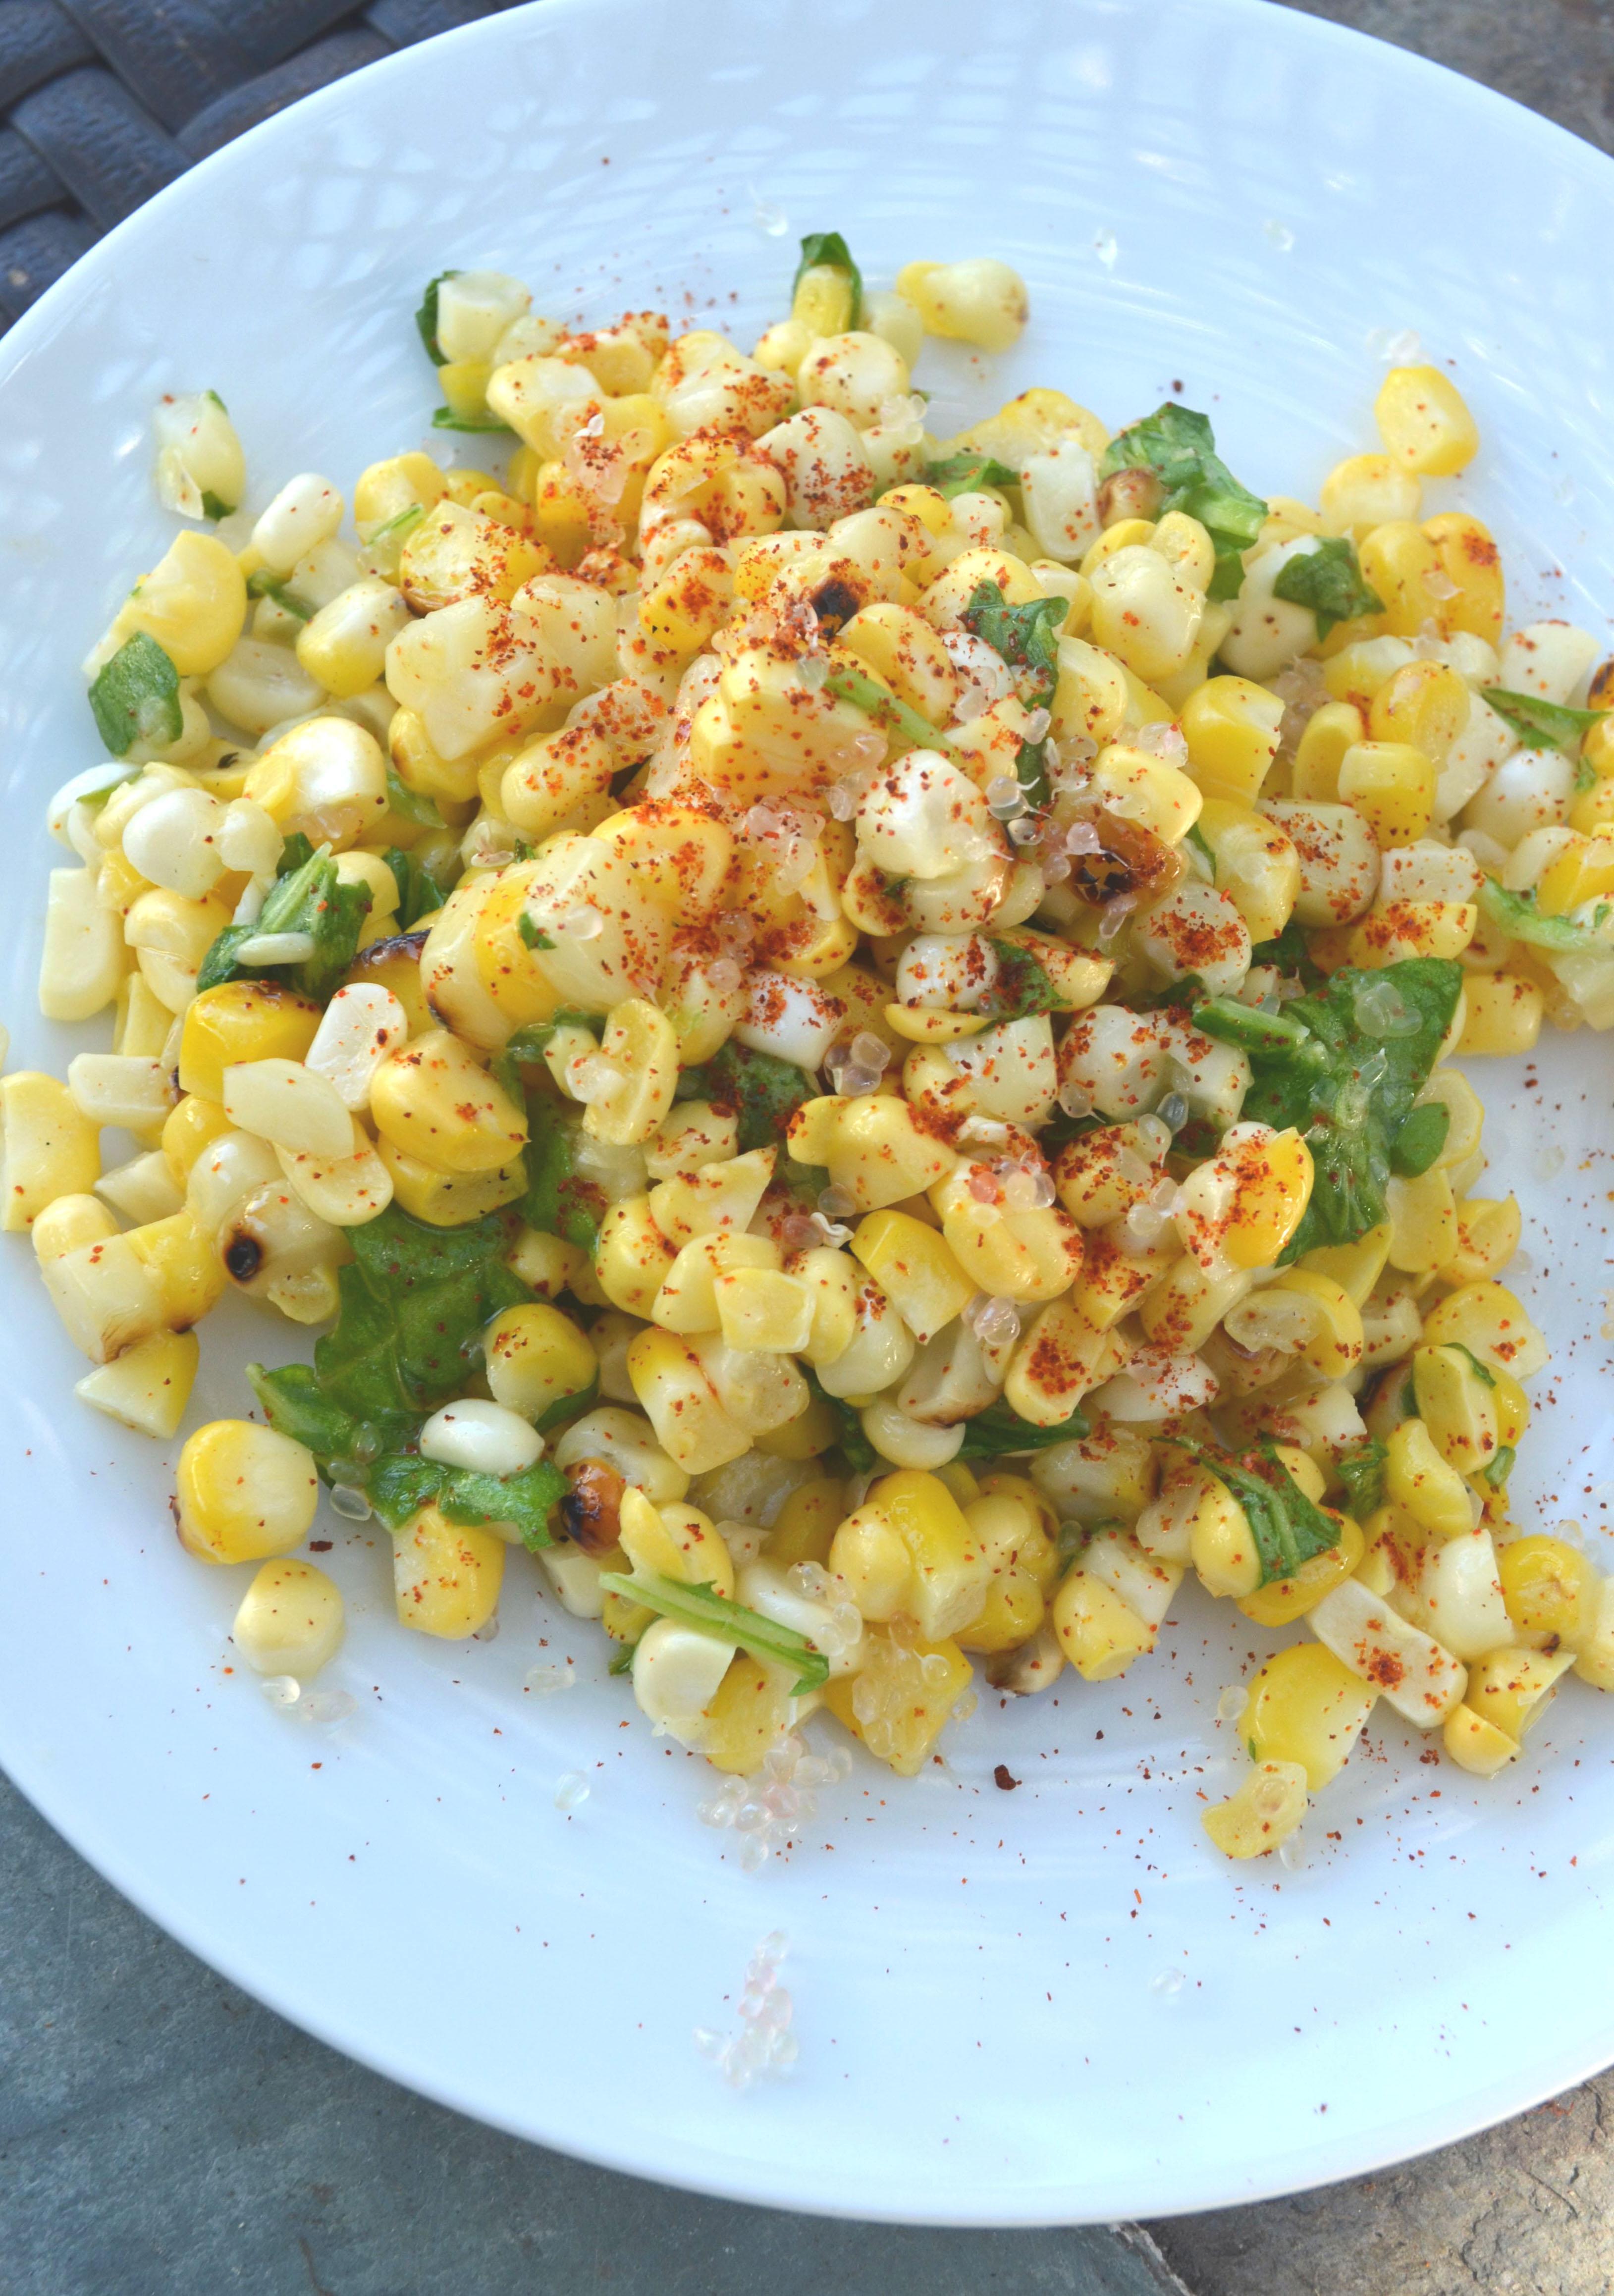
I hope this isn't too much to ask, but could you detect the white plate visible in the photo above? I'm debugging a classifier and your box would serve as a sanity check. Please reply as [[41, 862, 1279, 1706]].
[[2, 0, 1613, 2228]]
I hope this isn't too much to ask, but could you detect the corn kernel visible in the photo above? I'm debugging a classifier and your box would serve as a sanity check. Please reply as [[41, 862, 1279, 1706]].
[[175, 1419, 320, 1563], [1201, 1761, 1308, 1858], [1241, 1643, 1376, 1787], [1375, 366, 1480, 476]]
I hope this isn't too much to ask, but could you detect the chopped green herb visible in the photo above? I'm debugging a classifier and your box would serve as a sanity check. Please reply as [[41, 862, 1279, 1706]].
[[1388, 1099, 1450, 1177], [608, 1644, 636, 1675], [1481, 687, 1608, 753], [959, 579, 1067, 804], [1183, 821, 1215, 875], [982, 937, 1070, 1022], [1192, 1439, 1342, 1586], [197, 839, 373, 1002], [1445, 1341, 1498, 1390], [535, 1373, 599, 1437], [88, 632, 182, 757], [955, 1397, 1089, 1461], [1098, 402, 1267, 600], [382, 846, 453, 933], [1250, 918, 1327, 992], [490, 1012, 597, 1102], [430, 407, 515, 434], [679, 1038, 816, 1157], [415, 269, 458, 365], [322, 1205, 531, 1419], [518, 914, 556, 950], [823, 662, 943, 751], [1481, 1444, 1516, 1489], [923, 451, 1020, 498], [1271, 536, 1384, 638], [521, 1095, 606, 1253], [1335, 1439, 1387, 1519], [1477, 877, 1612, 954], [199, 489, 233, 521], [792, 232, 862, 327], [1194, 957, 1465, 1257], [597, 1571, 830, 1695], [384, 766, 443, 827], [804, 1374, 877, 1474]]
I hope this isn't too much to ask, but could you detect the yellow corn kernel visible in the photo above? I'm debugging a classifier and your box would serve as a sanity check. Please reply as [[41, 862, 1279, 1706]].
[[1298, 1221, 1391, 1307], [1192, 798, 1300, 943], [1443, 1196, 1522, 1288], [393, 1503, 504, 1637], [828, 1501, 913, 1621], [484, 1301, 596, 1421], [753, 1392, 837, 1460], [74, 1327, 200, 1440], [1179, 676, 1285, 803], [1384, 1165, 1457, 1274], [1442, 1701, 1520, 1775], [1357, 523, 1448, 639], [1051, 1562, 1157, 1680], [232, 1556, 345, 1677], [956, 1567, 1045, 1655], [1002, 1293, 1112, 1427], [1321, 636, 1413, 710], [1423, 511, 1504, 644], [1089, 743, 1203, 844], [765, 1479, 843, 1568], [354, 451, 448, 530], [389, 706, 484, 808], [715, 1266, 815, 1354], [1385, 1415, 1473, 1540], [1375, 366, 1480, 476], [849, 1210, 972, 1344], [1570, 775, 1614, 836], [1421, 1279, 1547, 1380], [798, 1095, 957, 1214], [1411, 1342, 1499, 1475], [175, 1419, 320, 1564], [595, 1195, 680, 1317], [1336, 740, 1435, 847], [838, 602, 960, 730], [372, 1121, 522, 1220], [111, 529, 248, 676], [1290, 701, 1366, 803], [1367, 660, 1469, 768], [126, 1208, 226, 1329], [0, 1072, 102, 1231], [1536, 832, 1614, 916], [1463, 1645, 1574, 1743], [1238, 1515, 1365, 1627], [647, 1147, 776, 1249], [1178, 1469, 1260, 1599], [618, 1487, 736, 1598], [1497, 1535, 1598, 1652], [698, 1653, 800, 1777], [1202, 1761, 1309, 1858], [1320, 452, 1421, 537], [869, 1468, 991, 1640], [178, 981, 323, 1102], [1241, 1643, 1377, 1787], [822, 1626, 972, 1775], [369, 1027, 528, 1174], [33, 1193, 117, 1261], [626, 1325, 752, 1474], [1345, 899, 1476, 969]]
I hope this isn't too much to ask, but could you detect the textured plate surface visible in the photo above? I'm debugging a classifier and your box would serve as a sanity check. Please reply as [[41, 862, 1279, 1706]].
[[1, 0, 1613, 2228]]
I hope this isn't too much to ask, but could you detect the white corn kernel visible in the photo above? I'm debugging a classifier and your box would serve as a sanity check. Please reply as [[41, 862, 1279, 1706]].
[[419, 1397, 544, 1476], [303, 982, 410, 1112], [253, 474, 344, 575], [67, 1054, 176, 1134], [222, 1060, 356, 1162]]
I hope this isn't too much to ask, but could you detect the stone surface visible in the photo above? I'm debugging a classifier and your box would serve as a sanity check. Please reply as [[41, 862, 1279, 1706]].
[[4, 7, 1614, 2295]]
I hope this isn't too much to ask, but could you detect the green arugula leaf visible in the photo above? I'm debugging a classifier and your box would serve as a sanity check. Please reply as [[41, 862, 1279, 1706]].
[[955, 1397, 1089, 1461], [248, 1361, 406, 1471], [197, 839, 373, 1003], [1099, 403, 1267, 599], [1481, 1443, 1516, 1489], [1270, 536, 1384, 638], [1445, 1341, 1497, 1390], [981, 937, 1070, 1022], [959, 579, 1067, 803], [88, 632, 183, 757], [518, 914, 557, 950], [1193, 1440, 1342, 1585], [1334, 1439, 1387, 1519], [1388, 1100, 1450, 1177], [792, 232, 862, 327], [199, 489, 233, 521], [597, 1571, 829, 1695], [679, 1039, 816, 1158], [923, 451, 1020, 498], [804, 1373, 877, 1474], [319, 1205, 531, 1421], [521, 1095, 606, 1253], [1250, 917, 1327, 991], [430, 408, 515, 434], [382, 846, 453, 933], [1481, 687, 1607, 753], [246, 567, 313, 621], [823, 661, 944, 752], [384, 766, 443, 827], [490, 1012, 597, 1102], [535, 1373, 599, 1436], [1477, 877, 1612, 954], [1195, 957, 1465, 1258], [416, 269, 458, 365]]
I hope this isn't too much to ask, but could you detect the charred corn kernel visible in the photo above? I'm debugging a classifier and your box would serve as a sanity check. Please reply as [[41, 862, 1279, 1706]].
[[1238, 1515, 1365, 1627], [1368, 661, 1469, 767], [1375, 366, 1479, 476], [580, 998, 678, 1147], [179, 981, 323, 1101], [849, 1210, 972, 1344], [1337, 741, 1435, 847], [74, 1324, 199, 1439], [1422, 1280, 1547, 1380], [1498, 1535, 1598, 1652], [1, 1071, 102, 1231], [1242, 1644, 1376, 1787], [626, 1325, 752, 1474], [1442, 1701, 1520, 1775], [822, 1625, 971, 1774], [1386, 1415, 1473, 1540], [392, 1502, 504, 1637], [1384, 1166, 1457, 1274], [1291, 701, 1365, 803], [1180, 676, 1285, 803], [232, 1557, 345, 1677], [369, 1027, 527, 1174], [484, 1302, 596, 1421], [1320, 451, 1421, 536], [1412, 1342, 1499, 1474], [1444, 1196, 1522, 1287], [1463, 1644, 1573, 1743], [1202, 1761, 1308, 1858], [175, 1419, 319, 1563]]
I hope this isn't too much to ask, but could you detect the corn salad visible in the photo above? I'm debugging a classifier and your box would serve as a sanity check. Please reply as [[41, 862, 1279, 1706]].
[[6, 234, 1609, 1862]]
